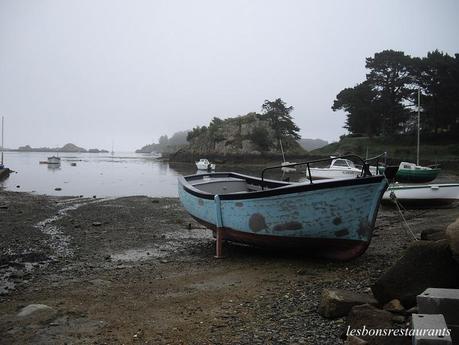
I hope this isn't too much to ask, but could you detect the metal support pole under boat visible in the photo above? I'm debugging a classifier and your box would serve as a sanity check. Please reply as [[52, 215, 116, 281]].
[[214, 195, 224, 258]]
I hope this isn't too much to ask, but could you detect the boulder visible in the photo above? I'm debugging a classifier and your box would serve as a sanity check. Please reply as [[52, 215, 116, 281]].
[[344, 335, 368, 345], [372, 240, 459, 308], [346, 304, 410, 345], [420, 228, 447, 241], [382, 299, 405, 314], [318, 288, 378, 319], [17, 304, 56, 323], [446, 218, 459, 261]]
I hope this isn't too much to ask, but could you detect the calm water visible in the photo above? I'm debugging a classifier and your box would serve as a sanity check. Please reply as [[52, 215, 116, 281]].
[[0, 152, 193, 197], [1, 151, 458, 197]]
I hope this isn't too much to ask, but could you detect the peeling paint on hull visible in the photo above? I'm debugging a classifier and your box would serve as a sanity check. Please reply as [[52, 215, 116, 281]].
[[178, 173, 388, 261]]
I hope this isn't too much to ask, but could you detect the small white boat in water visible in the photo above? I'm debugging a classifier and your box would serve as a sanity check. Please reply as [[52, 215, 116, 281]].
[[195, 158, 216, 170], [382, 183, 459, 207], [308, 158, 362, 179], [47, 156, 61, 164], [281, 161, 296, 173]]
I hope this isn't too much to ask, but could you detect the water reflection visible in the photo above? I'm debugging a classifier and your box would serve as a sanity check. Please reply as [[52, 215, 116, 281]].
[[47, 163, 61, 171]]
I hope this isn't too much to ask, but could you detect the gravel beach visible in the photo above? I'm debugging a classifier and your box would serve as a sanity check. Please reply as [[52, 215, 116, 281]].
[[1, 190, 459, 345]]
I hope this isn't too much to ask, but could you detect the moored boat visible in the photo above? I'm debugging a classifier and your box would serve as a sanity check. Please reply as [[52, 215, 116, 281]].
[[382, 183, 459, 207], [281, 161, 296, 173], [195, 158, 216, 170], [394, 162, 440, 183], [47, 156, 61, 165], [178, 156, 388, 260], [0, 116, 9, 179], [308, 158, 363, 179]]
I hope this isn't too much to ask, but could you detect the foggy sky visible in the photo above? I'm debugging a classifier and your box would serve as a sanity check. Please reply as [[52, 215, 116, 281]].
[[1, 0, 458, 151]]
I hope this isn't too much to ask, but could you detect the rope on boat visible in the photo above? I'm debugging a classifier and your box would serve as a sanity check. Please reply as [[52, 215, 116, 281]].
[[389, 191, 418, 241]]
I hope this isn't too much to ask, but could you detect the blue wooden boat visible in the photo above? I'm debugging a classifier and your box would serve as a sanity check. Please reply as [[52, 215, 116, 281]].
[[178, 155, 388, 261]]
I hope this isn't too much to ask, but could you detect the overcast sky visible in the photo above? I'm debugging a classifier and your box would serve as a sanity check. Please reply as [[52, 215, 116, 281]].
[[1, 0, 458, 151]]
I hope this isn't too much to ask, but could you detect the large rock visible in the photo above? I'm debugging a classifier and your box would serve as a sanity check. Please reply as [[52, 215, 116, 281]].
[[345, 335, 368, 345], [446, 218, 459, 261], [372, 240, 459, 308], [346, 304, 411, 345], [421, 228, 447, 241], [383, 299, 405, 314], [318, 288, 378, 319], [17, 304, 57, 323]]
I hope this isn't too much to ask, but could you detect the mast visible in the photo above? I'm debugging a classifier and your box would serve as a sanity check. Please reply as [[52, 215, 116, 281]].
[[1, 116, 4, 166], [279, 139, 286, 163], [417, 89, 420, 166]]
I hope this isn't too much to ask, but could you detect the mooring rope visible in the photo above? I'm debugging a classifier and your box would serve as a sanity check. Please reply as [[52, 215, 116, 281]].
[[389, 191, 418, 241]]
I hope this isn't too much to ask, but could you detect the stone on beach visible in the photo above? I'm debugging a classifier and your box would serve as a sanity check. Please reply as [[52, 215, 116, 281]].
[[421, 228, 447, 241], [17, 304, 57, 323], [344, 335, 368, 345], [346, 304, 408, 345], [446, 217, 459, 262], [318, 288, 378, 319], [382, 299, 405, 314], [372, 240, 459, 308]]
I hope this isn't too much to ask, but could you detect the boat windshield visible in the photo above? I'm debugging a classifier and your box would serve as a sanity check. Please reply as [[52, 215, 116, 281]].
[[332, 159, 355, 168]]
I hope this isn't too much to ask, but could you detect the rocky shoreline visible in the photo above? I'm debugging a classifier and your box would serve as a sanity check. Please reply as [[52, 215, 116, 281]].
[[1, 190, 459, 344]]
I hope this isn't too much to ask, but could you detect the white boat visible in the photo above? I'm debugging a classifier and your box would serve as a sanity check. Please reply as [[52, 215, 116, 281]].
[[308, 158, 362, 179], [281, 161, 297, 173], [47, 156, 61, 164], [382, 183, 459, 207], [279, 139, 296, 173], [195, 158, 216, 170]]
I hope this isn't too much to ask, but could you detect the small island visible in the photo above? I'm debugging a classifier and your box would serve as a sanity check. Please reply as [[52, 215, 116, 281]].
[[15, 143, 108, 153]]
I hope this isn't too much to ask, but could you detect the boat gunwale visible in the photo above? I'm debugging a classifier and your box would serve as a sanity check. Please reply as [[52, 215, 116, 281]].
[[179, 172, 386, 201], [388, 183, 459, 191]]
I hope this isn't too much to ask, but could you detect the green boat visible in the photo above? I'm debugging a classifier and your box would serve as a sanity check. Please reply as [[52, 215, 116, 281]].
[[394, 162, 440, 183]]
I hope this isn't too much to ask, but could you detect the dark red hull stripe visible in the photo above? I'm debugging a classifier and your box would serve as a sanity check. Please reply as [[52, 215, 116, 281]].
[[191, 216, 370, 261]]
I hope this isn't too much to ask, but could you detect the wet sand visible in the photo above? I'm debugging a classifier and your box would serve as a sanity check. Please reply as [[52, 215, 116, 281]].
[[1, 190, 459, 345]]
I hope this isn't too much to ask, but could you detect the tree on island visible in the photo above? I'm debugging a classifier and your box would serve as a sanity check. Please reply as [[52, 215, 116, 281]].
[[261, 98, 300, 149]]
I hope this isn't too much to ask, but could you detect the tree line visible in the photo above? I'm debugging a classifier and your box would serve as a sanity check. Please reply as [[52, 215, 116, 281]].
[[332, 50, 459, 140]]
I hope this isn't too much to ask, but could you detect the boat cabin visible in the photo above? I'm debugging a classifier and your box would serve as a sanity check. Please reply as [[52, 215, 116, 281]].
[[330, 158, 357, 169]]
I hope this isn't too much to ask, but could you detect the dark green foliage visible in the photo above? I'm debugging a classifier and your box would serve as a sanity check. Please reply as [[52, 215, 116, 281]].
[[136, 130, 189, 154], [187, 126, 208, 141], [333, 49, 459, 138], [413, 50, 459, 135], [333, 81, 380, 136], [249, 127, 272, 151], [261, 98, 300, 144]]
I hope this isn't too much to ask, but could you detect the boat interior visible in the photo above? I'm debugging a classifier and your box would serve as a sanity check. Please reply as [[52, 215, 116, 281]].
[[183, 154, 390, 196], [186, 173, 290, 195]]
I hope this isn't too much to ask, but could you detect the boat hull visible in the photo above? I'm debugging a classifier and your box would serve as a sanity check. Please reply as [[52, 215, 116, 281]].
[[382, 183, 459, 207], [47, 157, 61, 165], [178, 173, 387, 260], [0, 168, 10, 180], [395, 168, 440, 183], [308, 167, 361, 179], [196, 163, 216, 170]]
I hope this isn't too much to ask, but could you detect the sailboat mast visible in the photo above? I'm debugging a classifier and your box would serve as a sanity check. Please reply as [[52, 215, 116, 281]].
[[417, 89, 420, 166], [1, 116, 4, 165], [279, 139, 286, 163]]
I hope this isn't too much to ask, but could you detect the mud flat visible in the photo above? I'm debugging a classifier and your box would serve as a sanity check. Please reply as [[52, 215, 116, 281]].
[[1, 190, 459, 345]]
